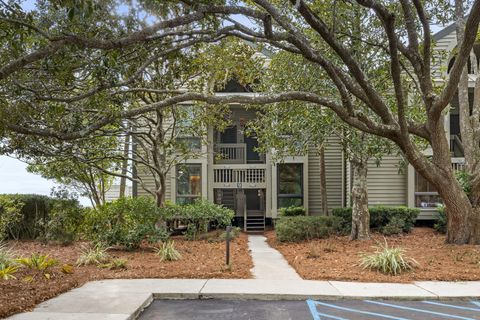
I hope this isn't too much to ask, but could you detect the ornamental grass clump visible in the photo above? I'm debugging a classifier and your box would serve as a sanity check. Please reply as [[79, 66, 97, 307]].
[[76, 243, 110, 266], [360, 240, 418, 275], [0, 241, 15, 267], [155, 241, 181, 262]]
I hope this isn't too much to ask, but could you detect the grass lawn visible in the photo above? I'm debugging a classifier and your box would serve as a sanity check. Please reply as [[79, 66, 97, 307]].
[[266, 227, 480, 283], [0, 233, 252, 318]]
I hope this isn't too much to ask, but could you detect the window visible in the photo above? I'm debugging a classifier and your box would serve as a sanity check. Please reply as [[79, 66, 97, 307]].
[[175, 106, 202, 151], [175, 137, 201, 151], [277, 163, 303, 208], [415, 171, 442, 208], [176, 164, 202, 205]]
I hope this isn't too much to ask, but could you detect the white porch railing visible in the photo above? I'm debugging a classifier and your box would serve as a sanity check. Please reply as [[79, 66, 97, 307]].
[[452, 157, 465, 172], [214, 143, 247, 164], [213, 164, 266, 188]]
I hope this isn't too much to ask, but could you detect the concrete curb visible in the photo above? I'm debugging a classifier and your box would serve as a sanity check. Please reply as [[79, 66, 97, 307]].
[[8, 279, 480, 319]]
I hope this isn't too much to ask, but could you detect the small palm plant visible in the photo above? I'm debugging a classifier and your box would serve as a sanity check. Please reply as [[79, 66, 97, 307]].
[[0, 265, 18, 280], [360, 239, 418, 275], [155, 241, 181, 262], [16, 253, 58, 280], [77, 243, 110, 266]]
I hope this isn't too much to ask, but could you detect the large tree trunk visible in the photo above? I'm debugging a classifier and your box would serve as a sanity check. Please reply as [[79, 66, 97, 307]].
[[350, 159, 370, 240], [319, 145, 329, 215]]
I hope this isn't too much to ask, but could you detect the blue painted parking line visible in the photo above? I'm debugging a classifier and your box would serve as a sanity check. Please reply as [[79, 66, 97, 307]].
[[306, 300, 350, 320], [471, 301, 480, 308], [306, 299, 412, 320], [365, 300, 476, 320], [422, 301, 480, 312]]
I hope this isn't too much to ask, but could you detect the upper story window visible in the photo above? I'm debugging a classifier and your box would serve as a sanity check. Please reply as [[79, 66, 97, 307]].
[[277, 163, 303, 208], [176, 164, 202, 205], [414, 171, 442, 208], [175, 106, 201, 151]]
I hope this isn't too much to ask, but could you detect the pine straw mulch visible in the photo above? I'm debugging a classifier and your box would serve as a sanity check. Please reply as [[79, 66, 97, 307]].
[[0, 233, 252, 318], [266, 227, 480, 283]]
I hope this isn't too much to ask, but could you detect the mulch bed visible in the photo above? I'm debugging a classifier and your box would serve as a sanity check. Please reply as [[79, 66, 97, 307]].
[[266, 227, 480, 283], [0, 233, 252, 318]]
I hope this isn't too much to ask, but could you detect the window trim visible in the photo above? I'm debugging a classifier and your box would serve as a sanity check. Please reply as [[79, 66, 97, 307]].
[[176, 163, 202, 204], [277, 163, 304, 208]]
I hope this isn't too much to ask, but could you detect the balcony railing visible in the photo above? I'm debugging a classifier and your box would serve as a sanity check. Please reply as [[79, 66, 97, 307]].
[[213, 164, 266, 188], [452, 157, 465, 172], [214, 143, 246, 164]]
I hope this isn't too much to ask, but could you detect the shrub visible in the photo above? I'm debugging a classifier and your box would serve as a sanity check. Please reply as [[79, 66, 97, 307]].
[[0, 194, 84, 241], [360, 240, 418, 275], [279, 206, 306, 217], [40, 199, 84, 245], [76, 244, 110, 266], [155, 241, 181, 261], [83, 197, 168, 249], [332, 206, 419, 235], [161, 199, 234, 240], [434, 205, 447, 234], [381, 216, 405, 236], [275, 216, 341, 242], [0, 195, 24, 240]]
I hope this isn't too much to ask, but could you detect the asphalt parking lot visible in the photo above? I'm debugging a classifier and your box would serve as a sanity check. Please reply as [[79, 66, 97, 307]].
[[139, 299, 480, 320]]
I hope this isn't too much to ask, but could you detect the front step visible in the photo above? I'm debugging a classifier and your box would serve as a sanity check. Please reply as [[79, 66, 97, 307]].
[[245, 215, 265, 232]]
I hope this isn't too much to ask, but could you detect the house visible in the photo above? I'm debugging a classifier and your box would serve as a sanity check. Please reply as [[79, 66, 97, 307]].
[[132, 23, 471, 231]]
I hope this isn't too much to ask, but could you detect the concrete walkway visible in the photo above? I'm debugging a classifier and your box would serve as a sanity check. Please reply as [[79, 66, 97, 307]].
[[8, 279, 480, 319], [248, 235, 301, 280]]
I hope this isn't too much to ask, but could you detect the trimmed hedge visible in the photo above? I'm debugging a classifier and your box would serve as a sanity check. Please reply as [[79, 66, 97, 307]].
[[0, 194, 83, 240], [279, 206, 306, 217], [332, 206, 419, 235], [275, 216, 341, 242]]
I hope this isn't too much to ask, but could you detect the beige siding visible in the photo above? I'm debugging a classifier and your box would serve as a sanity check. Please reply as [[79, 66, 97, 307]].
[[308, 137, 344, 215], [367, 156, 407, 206], [136, 167, 172, 201]]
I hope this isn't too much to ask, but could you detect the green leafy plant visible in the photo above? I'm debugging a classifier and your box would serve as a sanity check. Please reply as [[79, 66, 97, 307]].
[[275, 216, 341, 242], [0, 195, 24, 240], [76, 244, 110, 266], [434, 205, 447, 234], [40, 199, 84, 245], [0, 265, 18, 280], [99, 258, 127, 270], [360, 240, 418, 275], [381, 216, 405, 236], [16, 254, 58, 271], [83, 197, 168, 250], [16, 253, 58, 279], [279, 206, 306, 217], [155, 241, 181, 262], [333, 206, 419, 235], [161, 200, 234, 240]]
